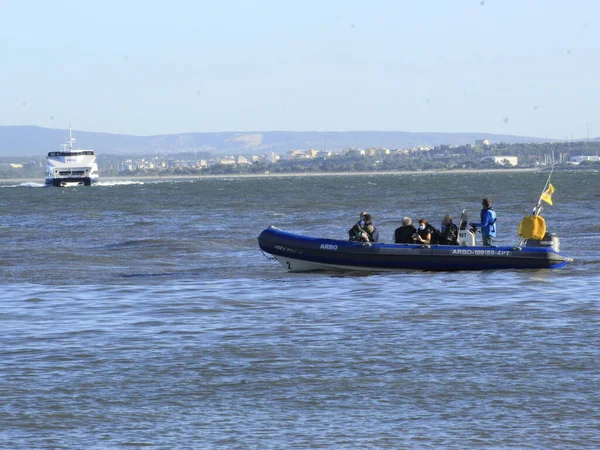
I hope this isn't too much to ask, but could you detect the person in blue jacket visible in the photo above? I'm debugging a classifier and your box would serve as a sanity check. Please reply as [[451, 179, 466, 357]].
[[470, 197, 497, 246]]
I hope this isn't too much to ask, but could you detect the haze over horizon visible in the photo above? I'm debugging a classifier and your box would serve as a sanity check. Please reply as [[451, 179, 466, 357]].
[[2, 0, 599, 140]]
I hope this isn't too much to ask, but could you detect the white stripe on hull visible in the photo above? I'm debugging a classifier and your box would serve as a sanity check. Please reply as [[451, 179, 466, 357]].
[[274, 255, 401, 272]]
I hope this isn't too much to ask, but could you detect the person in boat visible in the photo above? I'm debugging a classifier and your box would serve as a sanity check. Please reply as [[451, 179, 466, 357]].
[[413, 218, 433, 245], [361, 214, 379, 242], [349, 212, 379, 242], [394, 217, 417, 243], [349, 212, 368, 242], [470, 197, 497, 246], [433, 214, 459, 245]]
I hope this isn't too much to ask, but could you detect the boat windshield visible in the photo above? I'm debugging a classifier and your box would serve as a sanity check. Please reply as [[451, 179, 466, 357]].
[[47, 151, 95, 157]]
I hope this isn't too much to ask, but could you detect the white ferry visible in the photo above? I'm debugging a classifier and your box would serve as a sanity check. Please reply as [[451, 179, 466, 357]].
[[45, 128, 99, 187]]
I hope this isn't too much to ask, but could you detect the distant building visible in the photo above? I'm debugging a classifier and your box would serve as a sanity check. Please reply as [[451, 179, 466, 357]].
[[475, 139, 491, 147], [569, 155, 600, 165], [481, 156, 518, 166], [410, 146, 433, 152], [345, 148, 366, 157], [287, 150, 308, 160], [265, 152, 280, 163]]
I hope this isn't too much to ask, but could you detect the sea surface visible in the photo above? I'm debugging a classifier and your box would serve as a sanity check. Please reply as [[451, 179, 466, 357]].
[[0, 171, 598, 449]]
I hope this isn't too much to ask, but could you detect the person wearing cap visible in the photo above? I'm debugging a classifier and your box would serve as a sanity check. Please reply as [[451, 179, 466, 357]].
[[349, 212, 367, 241], [348, 212, 379, 242], [394, 216, 417, 244], [470, 197, 497, 246], [361, 214, 379, 242]]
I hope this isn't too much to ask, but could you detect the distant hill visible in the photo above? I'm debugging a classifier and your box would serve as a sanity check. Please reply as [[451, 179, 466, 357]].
[[0, 125, 548, 157]]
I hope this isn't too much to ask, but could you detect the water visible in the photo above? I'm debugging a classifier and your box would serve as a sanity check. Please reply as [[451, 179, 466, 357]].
[[1, 171, 598, 448]]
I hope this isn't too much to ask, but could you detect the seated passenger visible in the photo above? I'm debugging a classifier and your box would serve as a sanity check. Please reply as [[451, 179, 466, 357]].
[[349, 212, 379, 242], [362, 214, 379, 242], [394, 217, 417, 243], [434, 214, 459, 245], [413, 218, 432, 245], [349, 211, 368, 242]]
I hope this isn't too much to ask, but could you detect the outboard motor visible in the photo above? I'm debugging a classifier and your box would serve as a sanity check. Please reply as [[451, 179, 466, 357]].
[[523, 232, 560, 252]]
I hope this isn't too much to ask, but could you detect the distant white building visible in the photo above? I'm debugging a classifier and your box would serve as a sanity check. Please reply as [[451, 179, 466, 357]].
[[345, 148, 366, 157], [287, 150, 309, 160], [481, 156, 518, 166], [366, 147, 390, 157], [475, 139, 491, 147], [569, 155, 600, 165], [265, 152, 281, 163]]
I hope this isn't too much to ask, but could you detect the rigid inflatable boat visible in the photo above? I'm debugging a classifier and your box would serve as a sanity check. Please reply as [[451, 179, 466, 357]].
[[258, 226, 572, 272]]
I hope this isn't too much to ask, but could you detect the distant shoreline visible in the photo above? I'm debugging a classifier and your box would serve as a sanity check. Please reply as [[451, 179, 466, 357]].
[[0, 168, 552, 184], [1, 168, 544, 184], [115, 167, 542, 180]]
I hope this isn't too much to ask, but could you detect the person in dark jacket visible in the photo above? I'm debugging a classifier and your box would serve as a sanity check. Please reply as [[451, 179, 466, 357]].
[[349, 212, 379, 242], [434, 214, 459, 245], [470, 197, 497, 246], [413, 218, 433, 245], [349, 212, 368, 241], [394, 217, 417, 243], [361, 214, 379, 242]]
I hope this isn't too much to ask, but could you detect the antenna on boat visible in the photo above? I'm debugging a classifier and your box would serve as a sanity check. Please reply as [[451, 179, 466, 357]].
[[532, 165, 554, 217], [67, 124, 76, 150], [458, 209, 468, 231]]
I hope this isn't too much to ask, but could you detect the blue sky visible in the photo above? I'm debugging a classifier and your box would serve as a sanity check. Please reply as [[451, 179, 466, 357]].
[[1, 0, 599, 139]]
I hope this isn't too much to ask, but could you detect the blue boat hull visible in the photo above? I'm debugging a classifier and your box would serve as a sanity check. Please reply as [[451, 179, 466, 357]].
[[258, 227, 572, 272]]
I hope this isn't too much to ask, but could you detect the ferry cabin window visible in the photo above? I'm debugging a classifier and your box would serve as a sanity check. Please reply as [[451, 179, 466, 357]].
[[47, 151, 94, 157]]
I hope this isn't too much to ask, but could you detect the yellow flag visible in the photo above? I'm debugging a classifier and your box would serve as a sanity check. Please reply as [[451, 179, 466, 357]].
[[541, 183, 555, 205]]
